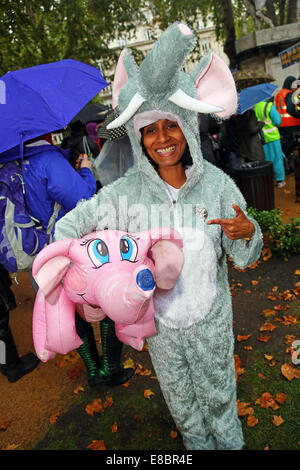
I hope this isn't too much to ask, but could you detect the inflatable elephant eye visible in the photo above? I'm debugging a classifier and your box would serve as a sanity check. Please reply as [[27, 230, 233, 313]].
[[120, 236, 138, 262], [87, 239, 109, 267]]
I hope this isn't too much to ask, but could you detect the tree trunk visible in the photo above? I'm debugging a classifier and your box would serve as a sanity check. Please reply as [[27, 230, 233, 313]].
[[287, 0, 297, 23], [221, 0, 238, 69], [265, 0, 277, 26], [279, 0, 286, 24]]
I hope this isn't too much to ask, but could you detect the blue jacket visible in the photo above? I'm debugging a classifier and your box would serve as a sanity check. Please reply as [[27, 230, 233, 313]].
[[2, 143, 97, 230]]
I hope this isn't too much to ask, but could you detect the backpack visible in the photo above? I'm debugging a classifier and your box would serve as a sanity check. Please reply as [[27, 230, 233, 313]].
[[0, 160, 60, 273]]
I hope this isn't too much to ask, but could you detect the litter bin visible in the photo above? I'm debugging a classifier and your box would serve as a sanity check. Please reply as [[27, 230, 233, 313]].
[[233, 161, 274, 211]]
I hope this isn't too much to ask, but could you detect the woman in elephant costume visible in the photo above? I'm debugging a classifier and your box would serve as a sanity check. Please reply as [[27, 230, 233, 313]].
[[55, 22, 263, 450]]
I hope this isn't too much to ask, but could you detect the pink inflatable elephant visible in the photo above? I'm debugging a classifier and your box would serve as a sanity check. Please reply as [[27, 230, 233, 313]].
[[32, 228, 184, 362]]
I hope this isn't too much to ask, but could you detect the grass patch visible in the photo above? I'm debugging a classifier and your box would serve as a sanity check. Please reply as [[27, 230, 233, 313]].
[[34, 384, 184, 451], [237, 349, 300, 450]]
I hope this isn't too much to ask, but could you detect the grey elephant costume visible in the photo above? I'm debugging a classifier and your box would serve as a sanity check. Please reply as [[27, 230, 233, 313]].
[[55, 22, 263, 449]]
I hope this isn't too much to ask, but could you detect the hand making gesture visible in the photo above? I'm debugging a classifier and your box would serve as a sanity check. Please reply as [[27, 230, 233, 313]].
[[206, 204, 254, 240]]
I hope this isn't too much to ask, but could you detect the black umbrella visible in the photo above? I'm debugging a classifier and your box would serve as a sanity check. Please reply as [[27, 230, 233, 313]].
[[70, 103, 109, 124]]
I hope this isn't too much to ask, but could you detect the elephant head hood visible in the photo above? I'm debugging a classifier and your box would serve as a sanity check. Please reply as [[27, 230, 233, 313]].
[[108, 22, 237, 190]]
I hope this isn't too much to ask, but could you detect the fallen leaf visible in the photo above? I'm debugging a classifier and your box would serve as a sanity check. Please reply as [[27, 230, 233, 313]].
[[144, 389, 155, 399], [267, 292, 277, 301], [275, 393, 288, 405], [135, 363, 152, 376], [103, 397, 114, 408], [122, 381, 130, 387], [262, 309, 276, 318], [247, 415, 258, 427], [170, 430, 178, 439], [4, 444, 21, 450], [281, 364, 300, 381], [274, 304, 290, 311], [264, 445, 269, 450], [249, 260, 261, 268], [264, 354, 273, 361], [85, 398, 104, 415], [111, 421, 118, 433], [257, 334, 271, 343], [294, 270, 300, 276], [256, 392, 279, 410], [237, 334, 252, 342], [123, 358, 135, 369], [279, 290, 296, 301], [262, 247, 272, 261], [0, 421, 11, 431], [237, 400, 254, 416], [73, 385, 85, 394], [282, 315, 298, 326], [251, 280, 259, 286], [272, 415, 284, 427], [258, 373, 266, 380], [244, 289, 252, 294], [260, 323, 277, 332], [49, 412, 60, 424], [285, 335, 296, 345], [87, 440, 106, 450], [244, 345, 253, 351]]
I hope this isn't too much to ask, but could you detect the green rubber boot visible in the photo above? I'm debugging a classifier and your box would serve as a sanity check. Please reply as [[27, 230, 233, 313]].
[[98, 317, 134, 386], [76, 317, 134, 387]]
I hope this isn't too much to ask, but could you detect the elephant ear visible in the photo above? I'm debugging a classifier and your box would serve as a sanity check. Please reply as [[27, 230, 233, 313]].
[[190, 52, 238, 118], [34, 256, 71, 305], [149, 228, 184, 290], [111, 48, 138, 109]]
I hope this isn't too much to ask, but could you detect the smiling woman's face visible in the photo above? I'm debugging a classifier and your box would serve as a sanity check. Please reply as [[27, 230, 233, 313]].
[[142, 119, 186, 169]]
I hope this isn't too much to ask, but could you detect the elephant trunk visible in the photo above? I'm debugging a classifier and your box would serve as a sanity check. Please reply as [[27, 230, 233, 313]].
[[93, 265, 155, 325]]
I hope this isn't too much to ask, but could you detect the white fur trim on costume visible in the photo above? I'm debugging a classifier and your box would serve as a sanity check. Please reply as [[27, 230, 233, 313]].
[[168, 88, 223, 114], [133, 110, 184, 141]]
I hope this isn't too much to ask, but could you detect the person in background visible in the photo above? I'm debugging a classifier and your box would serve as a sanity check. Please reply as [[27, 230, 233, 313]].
[[86, 121, 98, 143], [198, 114, 220, 167], [2, 133, 133, 388], [235, 109, 265, 164], [254, 98, 286, 187], [274, 76, 300, 152], [61, 120, 100, 170], [0, 264, 40, 382]]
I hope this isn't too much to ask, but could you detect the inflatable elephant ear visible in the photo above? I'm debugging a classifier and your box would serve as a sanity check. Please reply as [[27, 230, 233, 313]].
[[108, 21, 237, 130]]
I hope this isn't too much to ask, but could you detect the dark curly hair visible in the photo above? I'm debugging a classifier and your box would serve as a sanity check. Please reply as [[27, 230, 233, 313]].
[[140, 131, 193, 172]]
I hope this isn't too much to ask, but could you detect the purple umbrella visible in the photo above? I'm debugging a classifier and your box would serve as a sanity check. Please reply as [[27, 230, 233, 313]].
[[0, 59, 109, 155]]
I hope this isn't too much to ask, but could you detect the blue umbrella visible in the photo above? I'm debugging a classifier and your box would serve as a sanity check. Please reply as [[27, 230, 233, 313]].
[[237, 82, 278, 114], [0, 59, 109, 155]]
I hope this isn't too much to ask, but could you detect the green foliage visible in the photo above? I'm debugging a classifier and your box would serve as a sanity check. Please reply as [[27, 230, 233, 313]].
[[248, 207, 300, 258], [0, 0, 145, 75]]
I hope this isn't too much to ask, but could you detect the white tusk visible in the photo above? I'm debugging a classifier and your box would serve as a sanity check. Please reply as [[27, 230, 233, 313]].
[[169, 89, 223, 114], [107, 93, 146, 129]]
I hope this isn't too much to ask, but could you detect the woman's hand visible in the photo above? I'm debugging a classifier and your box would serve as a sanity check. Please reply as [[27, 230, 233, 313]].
[[206, 204, 255, 240], [80, 154, 92, 170]]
